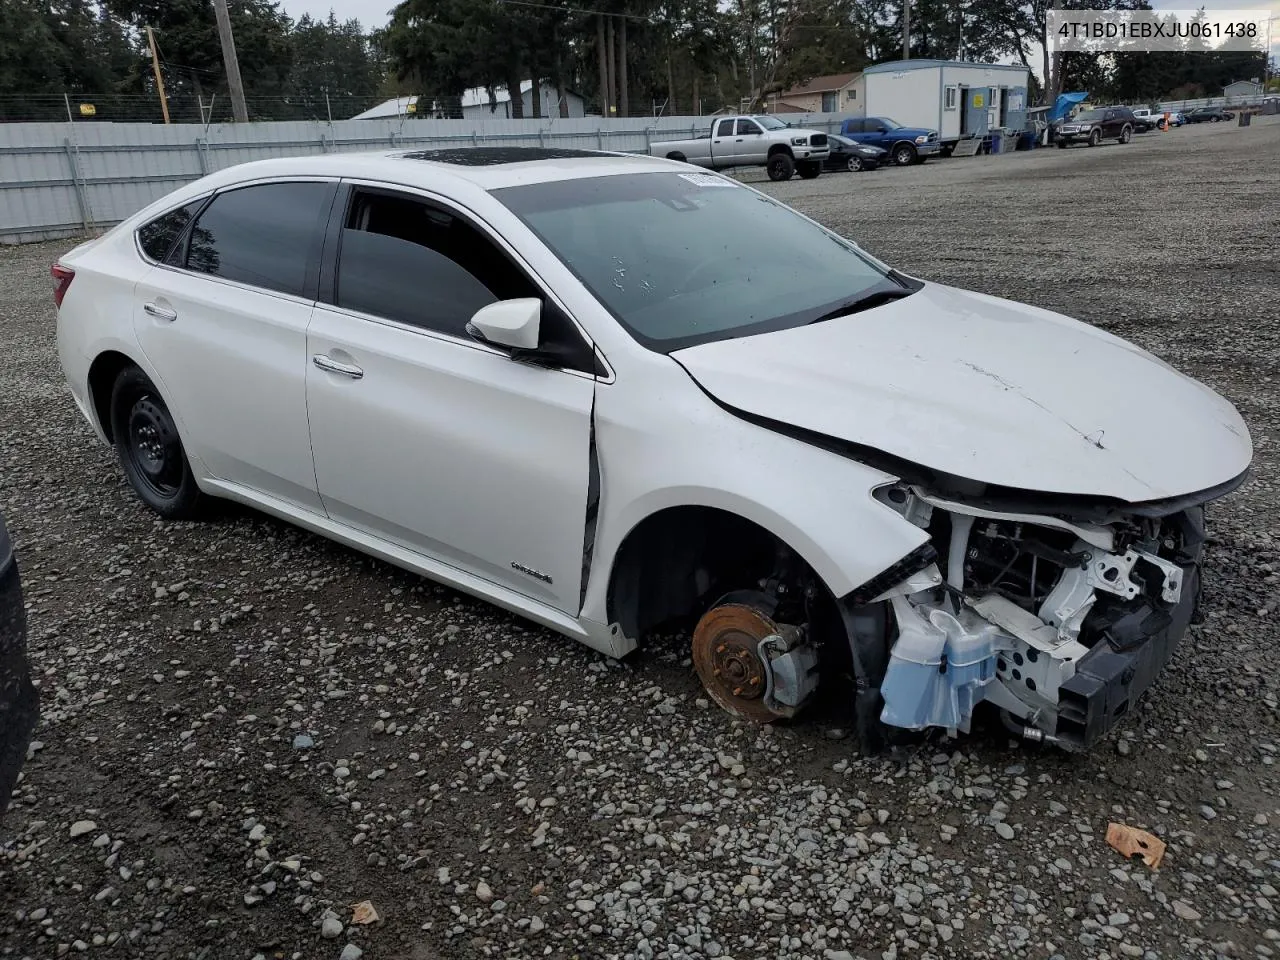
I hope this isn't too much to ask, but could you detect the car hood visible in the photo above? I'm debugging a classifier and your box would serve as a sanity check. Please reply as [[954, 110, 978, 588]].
[[672, 282, 1252, 503]]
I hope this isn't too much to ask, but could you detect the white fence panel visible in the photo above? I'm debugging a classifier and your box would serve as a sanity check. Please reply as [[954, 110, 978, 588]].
[[0, 113, 850, 243]]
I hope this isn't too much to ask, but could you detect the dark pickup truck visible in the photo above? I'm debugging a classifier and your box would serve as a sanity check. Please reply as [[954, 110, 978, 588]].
[[839, 117, 941, 166]]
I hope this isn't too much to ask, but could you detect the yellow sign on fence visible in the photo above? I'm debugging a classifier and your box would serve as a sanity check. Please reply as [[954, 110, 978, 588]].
[[79, 103, 96, 117]]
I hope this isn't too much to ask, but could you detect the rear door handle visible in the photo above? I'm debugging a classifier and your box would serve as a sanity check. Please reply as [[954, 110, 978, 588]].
[[312, 354, 363, 379], [143, 302, 177, 322]]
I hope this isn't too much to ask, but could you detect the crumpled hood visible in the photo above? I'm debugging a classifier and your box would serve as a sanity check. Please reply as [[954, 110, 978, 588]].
[[673, 282, 1252, 503]]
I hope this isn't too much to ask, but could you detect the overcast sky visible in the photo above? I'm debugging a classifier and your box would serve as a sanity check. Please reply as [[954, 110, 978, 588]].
[[278, 0, 393, 27]]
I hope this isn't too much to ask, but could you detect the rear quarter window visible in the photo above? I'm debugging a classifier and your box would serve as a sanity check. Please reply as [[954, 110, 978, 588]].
[[137, 201, 203, 264]]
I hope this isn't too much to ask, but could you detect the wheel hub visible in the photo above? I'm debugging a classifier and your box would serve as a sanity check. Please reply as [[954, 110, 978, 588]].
[[128, 396, 181, 492], [692, 603, 785, 723]]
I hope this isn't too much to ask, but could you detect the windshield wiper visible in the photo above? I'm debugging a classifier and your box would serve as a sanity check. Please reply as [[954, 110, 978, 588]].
[[807, 285, 914, 325]]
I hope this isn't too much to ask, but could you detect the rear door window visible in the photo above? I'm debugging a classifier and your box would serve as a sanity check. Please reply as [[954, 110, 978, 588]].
[[185, 181, 335, 299]]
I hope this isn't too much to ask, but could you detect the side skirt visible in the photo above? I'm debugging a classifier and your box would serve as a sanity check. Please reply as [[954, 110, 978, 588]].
[[199, 477, 631, 658]]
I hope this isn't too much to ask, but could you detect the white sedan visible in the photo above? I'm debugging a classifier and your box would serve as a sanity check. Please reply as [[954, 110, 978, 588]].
[[53, 148, 1252, 751]]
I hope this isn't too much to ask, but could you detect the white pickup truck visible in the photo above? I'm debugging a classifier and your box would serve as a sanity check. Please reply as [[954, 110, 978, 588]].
[[1133, 108, 1182, 129], [649, 114, 830, 181]]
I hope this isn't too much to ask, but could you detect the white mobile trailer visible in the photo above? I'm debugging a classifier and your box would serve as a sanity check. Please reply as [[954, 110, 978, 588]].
[[861, 60, 1032, 148]]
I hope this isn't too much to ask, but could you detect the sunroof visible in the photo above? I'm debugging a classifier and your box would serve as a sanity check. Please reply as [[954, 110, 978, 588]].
[[399, 147, 611, 166]]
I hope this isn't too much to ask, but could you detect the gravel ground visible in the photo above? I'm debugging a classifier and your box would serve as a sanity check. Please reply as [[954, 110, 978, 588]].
[[1, 118, 1278, 960]]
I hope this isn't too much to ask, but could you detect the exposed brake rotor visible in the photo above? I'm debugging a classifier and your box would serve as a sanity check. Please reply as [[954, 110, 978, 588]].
[[691, 603, 786, 723]]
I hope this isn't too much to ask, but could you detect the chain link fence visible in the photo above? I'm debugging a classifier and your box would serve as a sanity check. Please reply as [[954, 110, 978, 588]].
[[0, 93, 417, 124]]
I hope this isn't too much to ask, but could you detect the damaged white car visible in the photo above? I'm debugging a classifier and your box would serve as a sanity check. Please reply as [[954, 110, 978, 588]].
[[53, 148, 1252, 751]]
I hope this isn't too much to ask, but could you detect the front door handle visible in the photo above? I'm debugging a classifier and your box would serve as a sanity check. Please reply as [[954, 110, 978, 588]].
[[312, 354, 363, 379], [143, 302, 177, 322]]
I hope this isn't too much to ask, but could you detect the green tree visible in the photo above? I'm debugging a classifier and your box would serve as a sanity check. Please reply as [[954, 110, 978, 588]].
[[0, 0, 141, 119], [106, 0, 293, 116], [287, 12, 383, 118], [383, 0, 540, 118]]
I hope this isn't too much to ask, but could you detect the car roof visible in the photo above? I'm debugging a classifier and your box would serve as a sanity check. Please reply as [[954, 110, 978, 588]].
[[191, 148, 681, 195]]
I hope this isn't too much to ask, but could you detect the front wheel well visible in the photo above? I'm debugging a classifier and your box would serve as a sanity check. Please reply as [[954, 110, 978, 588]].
[[766, 143, 794, 157], [605, 506, 826, 643], [88, 350, 139, 443]]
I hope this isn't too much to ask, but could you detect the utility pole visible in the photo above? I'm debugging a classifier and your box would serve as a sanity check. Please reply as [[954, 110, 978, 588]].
[[146, 26, 171, 124], [618, 15, 629, 118], [903, 0, 911, 60], [212, 0, 249, 123], [596, 15, 609, 117]]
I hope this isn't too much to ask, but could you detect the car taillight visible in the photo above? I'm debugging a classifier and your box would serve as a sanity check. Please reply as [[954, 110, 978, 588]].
[[51, 264, 74, 308]]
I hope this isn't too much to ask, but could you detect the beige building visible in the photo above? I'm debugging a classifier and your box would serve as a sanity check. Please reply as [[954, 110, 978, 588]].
[[773, 72, 863, 114]]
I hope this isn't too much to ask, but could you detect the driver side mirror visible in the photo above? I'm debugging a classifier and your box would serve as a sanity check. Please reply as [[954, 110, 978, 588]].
[[466, 298, 541, 350]]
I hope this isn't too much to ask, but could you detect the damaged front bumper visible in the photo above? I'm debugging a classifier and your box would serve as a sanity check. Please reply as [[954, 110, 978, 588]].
[[864, 486, 1208, 750]]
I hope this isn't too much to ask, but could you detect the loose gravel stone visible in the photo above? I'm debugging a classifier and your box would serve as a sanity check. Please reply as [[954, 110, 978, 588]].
[[320, 917, 343, 940], [1173, 901, 1203, 922]]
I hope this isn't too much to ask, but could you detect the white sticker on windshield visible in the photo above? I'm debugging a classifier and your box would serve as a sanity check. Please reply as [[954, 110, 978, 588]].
[[677, 172, 738, 188]]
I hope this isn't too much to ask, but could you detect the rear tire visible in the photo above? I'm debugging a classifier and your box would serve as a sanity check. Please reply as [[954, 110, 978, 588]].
[[766, 152, 795, 181], [797, 160, 821, 179], [666, 151, 687, 162], [1119, 124, 1132, 144], [109, 367, 207, 520]]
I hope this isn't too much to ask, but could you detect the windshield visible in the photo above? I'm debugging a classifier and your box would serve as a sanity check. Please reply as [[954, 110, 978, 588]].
[[755, 115, 788, 130], [1074, 109, 1105, 121], [829, 134, 852, 146], [494, 172, 902, 352], [879, 117, 904, 129]]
